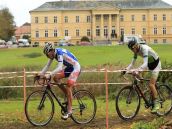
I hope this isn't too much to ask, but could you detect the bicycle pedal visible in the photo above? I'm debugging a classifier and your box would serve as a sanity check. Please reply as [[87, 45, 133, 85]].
[[62, 101, 68, 105]]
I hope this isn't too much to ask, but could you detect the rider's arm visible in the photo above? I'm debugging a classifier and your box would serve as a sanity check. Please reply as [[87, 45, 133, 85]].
[[138, 48, 148, 71], [50, 55, 63, 76], [126, 54, 137, 70], [40, 59, 53, 75]]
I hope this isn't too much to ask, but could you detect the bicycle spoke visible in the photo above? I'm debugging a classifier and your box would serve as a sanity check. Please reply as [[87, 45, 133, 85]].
[[116, 86, 140, 120], [25, 90, 54, 126], [71, 90, 96, 124], [156, 85, 172, 116]]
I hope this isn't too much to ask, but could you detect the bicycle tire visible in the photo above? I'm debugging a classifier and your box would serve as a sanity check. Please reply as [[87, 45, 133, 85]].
[[25, 90, 54, 126], [71, 90, 97, 124], [116, 86, 141, 120], [156, 84, 172, 116]]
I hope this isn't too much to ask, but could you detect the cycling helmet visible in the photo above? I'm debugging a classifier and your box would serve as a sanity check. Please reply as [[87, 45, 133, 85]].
[[128, 38, 137, 49], [43, 43, 53, 55]]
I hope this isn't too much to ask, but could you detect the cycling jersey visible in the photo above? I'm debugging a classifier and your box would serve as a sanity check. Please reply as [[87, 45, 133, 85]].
[[126, 44, 161, 80], [41, 48, 80, 77]]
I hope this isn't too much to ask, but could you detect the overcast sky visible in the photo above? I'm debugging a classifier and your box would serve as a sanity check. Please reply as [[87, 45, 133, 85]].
[[0, 0, 172, 26]]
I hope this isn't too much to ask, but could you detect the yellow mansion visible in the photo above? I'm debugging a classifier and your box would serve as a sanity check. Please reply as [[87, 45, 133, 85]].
[[30, 0, 172, 45]]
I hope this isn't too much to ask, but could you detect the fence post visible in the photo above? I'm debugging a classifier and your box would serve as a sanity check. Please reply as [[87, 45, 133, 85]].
[[105, 68, 109, 129], [23, 68, 26, 105]]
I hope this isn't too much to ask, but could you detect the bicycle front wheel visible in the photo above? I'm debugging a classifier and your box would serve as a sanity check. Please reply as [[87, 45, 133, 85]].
[[71, 90, 97, 124], [116, 86, 141, 120], [25, 90, 54, 126], [156, 84, 172, 116]]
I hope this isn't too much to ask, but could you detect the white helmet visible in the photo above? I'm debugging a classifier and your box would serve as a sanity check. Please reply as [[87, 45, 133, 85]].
[[43, 43, 53, 55]]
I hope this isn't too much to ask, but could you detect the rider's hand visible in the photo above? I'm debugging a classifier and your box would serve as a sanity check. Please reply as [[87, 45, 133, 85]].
[[45, 74, 51, 80], [132, 69, 140, 76], [121, 69, 127, 75]]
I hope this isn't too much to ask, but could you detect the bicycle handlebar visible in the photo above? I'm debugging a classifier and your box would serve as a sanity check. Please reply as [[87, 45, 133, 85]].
[[122, 70, 150, 82], [34, 75, 67, 86]]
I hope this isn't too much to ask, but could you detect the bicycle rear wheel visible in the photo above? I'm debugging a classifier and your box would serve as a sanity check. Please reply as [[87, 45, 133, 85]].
[[71, 90, 97, 124], [156, 84, 172, 116], [25, 90, 54, 126], [116, 86, 141, 120]]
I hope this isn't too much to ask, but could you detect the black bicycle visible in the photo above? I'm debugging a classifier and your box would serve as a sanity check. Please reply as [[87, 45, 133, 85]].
[[25, 76, 97, 126], [116, 72, 172, 120]]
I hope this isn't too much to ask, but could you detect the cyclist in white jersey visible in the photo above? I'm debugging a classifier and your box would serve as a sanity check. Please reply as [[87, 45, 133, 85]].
[[40, 43, 81, 120], [124, 39, 161, 113]]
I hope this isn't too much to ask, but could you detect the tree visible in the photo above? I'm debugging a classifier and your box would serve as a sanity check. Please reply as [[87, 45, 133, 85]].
[[0, 7, 15, 41]]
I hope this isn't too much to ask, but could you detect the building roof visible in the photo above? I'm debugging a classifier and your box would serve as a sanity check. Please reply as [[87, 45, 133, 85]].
[[30, 0, 172, 12]]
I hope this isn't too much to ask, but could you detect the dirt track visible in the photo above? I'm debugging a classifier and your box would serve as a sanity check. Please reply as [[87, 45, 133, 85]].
[[1, 113, 172, 129]]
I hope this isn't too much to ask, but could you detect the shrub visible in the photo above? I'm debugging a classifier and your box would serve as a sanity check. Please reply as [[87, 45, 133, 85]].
[[81, 36, 90, 42]]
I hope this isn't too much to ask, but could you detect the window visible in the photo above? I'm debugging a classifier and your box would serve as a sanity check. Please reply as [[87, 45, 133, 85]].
[[131, 15, 135, 21], [120, 28, 124, 35], [163, 14, 166, 21], [111, 26, 116, 38], [35, 31, 39, 38], [142, 15, 146, 21], [163, 27, 166, 35], [142, 28, 146, 35], [120, 15, 124, 21], [104, 26, 108, 38], [76, 16, 79, 23], [65, 30, 68, 36], [44, 17, 48, 23], [54, 16, 57, 23], [104, 15, 108, 22], [35, 17, 38, 23], [154, 27, 158, 35], [96, 26, 100, 36], [54, 29, 58, 37], [76, 29, 79, 37], [87, 29, 91, 37], [154, 14, 157, 21], [163, 39, 167, 43], [112, 15, 115, 22], [96, 15, 100, 22], [45, 30, 48, 37], [154, 39, 158, 44], [64, 16, 68, 23], [132, 28, 135, 34], [87, 16, 91, 23]]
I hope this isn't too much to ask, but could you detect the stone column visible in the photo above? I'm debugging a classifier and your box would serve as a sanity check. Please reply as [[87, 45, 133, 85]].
[[101, 14, 104, 39], [116, 14, 120, 39], [108, 14, 112, 39], [92, 14, 95, 41]]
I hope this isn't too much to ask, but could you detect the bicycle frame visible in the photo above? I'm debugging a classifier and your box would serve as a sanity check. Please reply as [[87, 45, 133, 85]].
[[131, 76, 154, 108], [41, 81, 67, 113]]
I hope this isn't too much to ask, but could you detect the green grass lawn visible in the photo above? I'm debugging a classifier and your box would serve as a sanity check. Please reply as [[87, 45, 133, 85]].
[[0, 44, 172, 71], [0, 99, 149, 124]]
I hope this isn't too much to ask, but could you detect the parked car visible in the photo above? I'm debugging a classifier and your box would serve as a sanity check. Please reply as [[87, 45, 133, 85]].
[[79, 41, 93, 46], [32, 42, 39, 47], [0, 40, 7, 49], [123, 34, 146, 44], [59, 42, 68, 46], [18, 39, 30, 47]]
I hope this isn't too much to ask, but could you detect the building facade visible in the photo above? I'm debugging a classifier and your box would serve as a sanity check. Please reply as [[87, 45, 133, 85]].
[[15, 22, 31, 41], [30, 0, 172, 46]]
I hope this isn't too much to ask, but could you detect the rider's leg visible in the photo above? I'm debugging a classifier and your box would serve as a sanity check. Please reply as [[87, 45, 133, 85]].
[[53, 71, 67, 94], [66, 80, 75, 113], [150, 62, 161, 113], [149, 78, 157, 99], [61, 69, 80, 120]]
